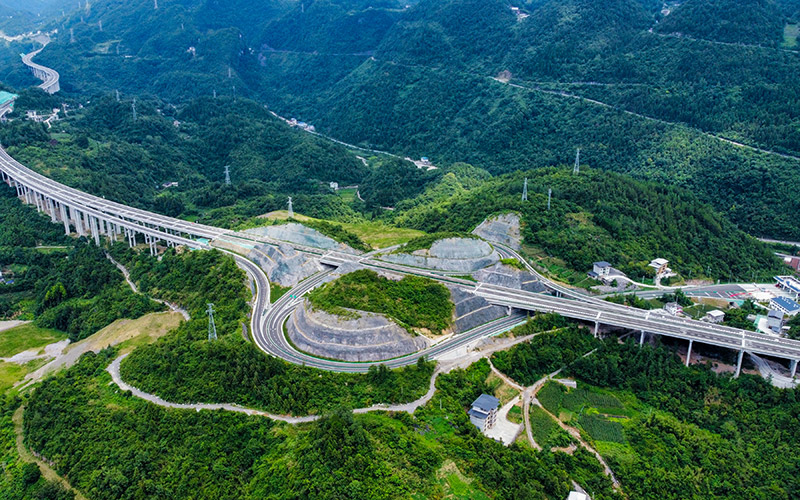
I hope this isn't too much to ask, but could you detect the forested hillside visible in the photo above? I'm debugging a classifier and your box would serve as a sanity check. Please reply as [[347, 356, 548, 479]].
[[391, 168, 782, 281], [1, 0, 797, 238], [3, 96, 370, 227], [655, 0, 785, 45]]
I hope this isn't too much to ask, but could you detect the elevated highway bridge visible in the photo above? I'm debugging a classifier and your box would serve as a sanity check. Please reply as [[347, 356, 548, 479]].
[[2, 145, 799, 376], [21, 47, 60, 94]]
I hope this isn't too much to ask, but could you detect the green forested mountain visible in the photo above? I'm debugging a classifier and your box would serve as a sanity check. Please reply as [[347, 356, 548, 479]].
[[3, 95, 369, 226], [391, 168, 783, 281], [2, 0, 796, 238]]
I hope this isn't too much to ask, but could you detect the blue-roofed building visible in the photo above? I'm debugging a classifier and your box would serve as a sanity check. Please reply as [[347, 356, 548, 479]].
[[0, 91, 19, 120], [468, 394, 499, 431], [770, 296, 800, 317]]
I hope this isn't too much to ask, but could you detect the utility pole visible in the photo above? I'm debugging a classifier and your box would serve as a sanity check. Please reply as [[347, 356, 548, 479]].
[[521, 177, 528, 201], [573, 148, 581, 175], [207, 303, 217, 341], [287, 196, 294, 219], [547, 188, 552, 211], [224, 165, 231, 185], [131, 98, 137, 121]]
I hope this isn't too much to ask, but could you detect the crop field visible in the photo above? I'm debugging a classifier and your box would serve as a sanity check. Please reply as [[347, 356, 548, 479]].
[[579, 414, 626, 444]]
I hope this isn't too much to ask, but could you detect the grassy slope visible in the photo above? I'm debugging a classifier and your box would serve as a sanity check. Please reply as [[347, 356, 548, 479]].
[[0, 324, 67, 358], [263, 210, 426, 248]]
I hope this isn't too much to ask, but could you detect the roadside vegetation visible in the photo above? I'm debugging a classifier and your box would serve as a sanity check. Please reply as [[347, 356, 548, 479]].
[[0, 188, 164, 340], [556, 338, 800, 498], [491, 321, 600, 386], [23, 349, 620, 500], [307, 269, 454, 335]]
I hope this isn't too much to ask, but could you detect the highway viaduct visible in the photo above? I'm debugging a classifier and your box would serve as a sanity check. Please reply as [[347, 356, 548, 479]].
[[2, 145, 800, 377], [21, 47, 60, 94]]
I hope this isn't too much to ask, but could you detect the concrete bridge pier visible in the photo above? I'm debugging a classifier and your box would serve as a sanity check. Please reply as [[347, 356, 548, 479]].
[[126, 228, 136, 248], [594, 321, 599, 338], [791, 360, 798, 379], [144, 234, 157, 256], [735, 350, 744, 378], [87, 216, 98, 245], [686, 339, 693, 367], [72, 208, 85, 236], [47, 198, 57, 222], [639, 330, 645, 346], [59, 203, 70, 234]]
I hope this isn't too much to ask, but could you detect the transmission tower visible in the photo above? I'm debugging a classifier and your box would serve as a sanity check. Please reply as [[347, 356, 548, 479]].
[[206, 303, 217, 341], [115, 89, 120, 102], [287, 196, 294, 218], [70, 27, 75, 43], [521, 177, 528, 201], [213, 89, 217, 99], [224, 165, 231, 185], [153, 0, 158, 9], [547, 188, 552, 211], [98, 20, 102, 31], [573, 148, 581, 175], [131, 98, 137, 121]]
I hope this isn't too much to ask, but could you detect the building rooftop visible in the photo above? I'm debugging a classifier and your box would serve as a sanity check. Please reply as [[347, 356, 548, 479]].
[[468, 408, 489, 420], [768, 309, 784, 320], [650, 258, 669, 266], [772, 296, 800, 313], [707, 310, 725, 318], [593, 261, 611, 268], [471, 394, 499, 412]]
